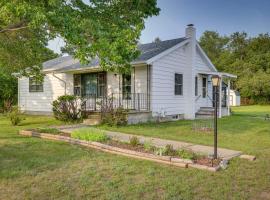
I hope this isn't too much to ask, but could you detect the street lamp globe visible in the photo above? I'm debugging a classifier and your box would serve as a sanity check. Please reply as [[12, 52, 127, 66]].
[[211, 75, 220, 87]]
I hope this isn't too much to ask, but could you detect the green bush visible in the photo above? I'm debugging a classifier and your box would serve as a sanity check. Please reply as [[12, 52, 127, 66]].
[[8, 106, 24, 126], [71, 128, 109, 142], [101, 106, 128, 126], [177, 149, 197, 160], [154, 144, 177, 156], [52, 95, 82, 122], [129, 136, 140, 147], [143, 141, 155, 152], [36, 128, 61, 134]]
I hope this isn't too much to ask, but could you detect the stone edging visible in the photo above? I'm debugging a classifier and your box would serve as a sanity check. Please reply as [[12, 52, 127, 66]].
[[19, 130, 221, 172]]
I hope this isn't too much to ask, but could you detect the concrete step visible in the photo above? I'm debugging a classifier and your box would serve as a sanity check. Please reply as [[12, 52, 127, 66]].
[[195, 114, 213, 119], [83, 118, 101, 125], [199, 107, 214, 111], [196, 111, 214, 115]]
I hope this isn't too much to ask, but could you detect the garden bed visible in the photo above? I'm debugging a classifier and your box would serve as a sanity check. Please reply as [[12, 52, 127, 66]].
[[20, 128, 223, 172]]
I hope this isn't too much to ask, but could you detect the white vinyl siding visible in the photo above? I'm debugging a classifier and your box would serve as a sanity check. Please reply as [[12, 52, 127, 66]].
[[19, 73, 73, 113], [151, 45, 188, 116]]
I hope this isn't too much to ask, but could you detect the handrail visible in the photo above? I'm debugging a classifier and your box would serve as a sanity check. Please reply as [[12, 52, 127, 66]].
[[207, 94, 214, 103], [195, 95, 201, 102]]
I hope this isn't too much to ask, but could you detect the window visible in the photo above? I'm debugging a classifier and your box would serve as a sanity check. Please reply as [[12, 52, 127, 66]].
[[29, 77, 43, 92], [175, 73, 183, 95], [195, 76, 198, 96], [122, 74, 131, 99], [97, 73, 106, 97], [202, 77, 207, 98], [73, 74, 81, 96]]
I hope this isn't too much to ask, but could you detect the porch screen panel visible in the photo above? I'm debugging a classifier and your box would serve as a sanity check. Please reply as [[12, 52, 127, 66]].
[[122, 74, 131, 99], [97, 72, 106, 97], [74, 74, 81, 96]]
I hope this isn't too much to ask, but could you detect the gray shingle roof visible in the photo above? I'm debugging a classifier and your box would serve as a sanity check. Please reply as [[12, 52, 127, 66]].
[[43, 37, 187, 72]]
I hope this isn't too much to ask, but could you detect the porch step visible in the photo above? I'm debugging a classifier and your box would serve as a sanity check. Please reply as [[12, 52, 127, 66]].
[[83, 112, 101, 125], [195, 107, 215, 119]]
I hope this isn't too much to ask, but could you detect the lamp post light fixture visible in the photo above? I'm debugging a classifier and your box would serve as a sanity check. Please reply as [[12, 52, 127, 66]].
[[211, 75, 221, 159]]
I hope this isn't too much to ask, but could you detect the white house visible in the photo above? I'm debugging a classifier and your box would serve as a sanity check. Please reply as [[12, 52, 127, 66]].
[[18, 24, 236, 124], [229, 89, 241, 106]]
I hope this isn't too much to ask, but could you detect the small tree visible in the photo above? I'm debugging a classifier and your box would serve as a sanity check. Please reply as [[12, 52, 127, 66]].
[[52, 95, 81, 122]]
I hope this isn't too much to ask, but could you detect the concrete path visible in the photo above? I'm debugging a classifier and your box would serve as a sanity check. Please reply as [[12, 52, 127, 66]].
[[60, 127, 242, 160]]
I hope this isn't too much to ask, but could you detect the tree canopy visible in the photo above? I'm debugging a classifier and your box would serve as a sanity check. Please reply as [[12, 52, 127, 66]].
[[199, 31, 270, 104], [0, 0, 160, 110], [0, 0, 160, 74]]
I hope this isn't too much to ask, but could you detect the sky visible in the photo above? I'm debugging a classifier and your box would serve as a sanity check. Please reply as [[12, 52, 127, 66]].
[[48, 0, 270, 54]]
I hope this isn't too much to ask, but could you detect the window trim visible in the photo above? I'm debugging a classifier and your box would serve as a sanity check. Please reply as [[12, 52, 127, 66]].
[[29, 77, 43, 93], [174, 73, 183, 96]]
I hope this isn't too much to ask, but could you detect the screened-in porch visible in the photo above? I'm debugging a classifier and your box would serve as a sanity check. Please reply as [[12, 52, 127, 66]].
[[72, 65, 151, 113]]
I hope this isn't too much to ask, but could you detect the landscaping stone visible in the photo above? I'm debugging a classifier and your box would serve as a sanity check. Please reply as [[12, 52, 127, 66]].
[[20, 130, 231, 172], [61, 128, 242, 160], [188, 163, 220, 172], [171, 157, 193, 164], [239, 154, 256, 161], [219, 159, 229, 170]]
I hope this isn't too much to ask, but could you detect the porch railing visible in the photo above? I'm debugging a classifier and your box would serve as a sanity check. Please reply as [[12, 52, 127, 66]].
[[81, 93, 150, 113]]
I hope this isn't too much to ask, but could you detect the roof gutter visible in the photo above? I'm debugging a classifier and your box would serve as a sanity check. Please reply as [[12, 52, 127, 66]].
[[52, 73, 67, 95]]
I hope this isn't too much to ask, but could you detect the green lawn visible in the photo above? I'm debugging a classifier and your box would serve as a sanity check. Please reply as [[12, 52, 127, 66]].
[[1, 106, 270, 199], [100, 105, 270, 154]]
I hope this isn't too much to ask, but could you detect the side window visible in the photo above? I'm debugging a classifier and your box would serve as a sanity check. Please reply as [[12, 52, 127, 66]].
[[195, 76, 198, 96], [122, 74, 131, 99], [202, 77, 207, 98], [175, 73, 183, 95], [29, 77, 43, 92]]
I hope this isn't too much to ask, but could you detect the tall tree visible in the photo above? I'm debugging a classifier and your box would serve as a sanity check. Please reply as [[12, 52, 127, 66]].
[[199, 31, 270, 104]]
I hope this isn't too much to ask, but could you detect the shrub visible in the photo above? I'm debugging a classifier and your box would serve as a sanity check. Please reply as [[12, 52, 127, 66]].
[[101, 106, 128, 126], [52, 95, 81, 122], [163, 144, 175, 156], [177, 149, 197, 160], [129, 136, 140, 147], [154, 144, 176, 156], [143, 141, 155, 152], [8, 106, 24, 126], [71, 128, 109, 142], [36, 128, 61, 134]]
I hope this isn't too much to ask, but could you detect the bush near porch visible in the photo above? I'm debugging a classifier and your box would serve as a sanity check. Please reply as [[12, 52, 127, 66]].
[[0, 105, 270, 199]]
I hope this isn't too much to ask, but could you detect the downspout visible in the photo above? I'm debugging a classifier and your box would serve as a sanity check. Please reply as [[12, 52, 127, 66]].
[[53, 73, 67, 95]]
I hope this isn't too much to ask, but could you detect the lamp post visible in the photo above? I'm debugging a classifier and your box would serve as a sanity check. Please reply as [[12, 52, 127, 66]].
[[211, 75, 221, 159]]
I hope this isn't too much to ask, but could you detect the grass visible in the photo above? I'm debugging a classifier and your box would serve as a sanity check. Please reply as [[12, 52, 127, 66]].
[[99, 105, 270, 154], [35, 127, 61, 134], [71, 128, 109, 142], [0, 106, 270, 199]]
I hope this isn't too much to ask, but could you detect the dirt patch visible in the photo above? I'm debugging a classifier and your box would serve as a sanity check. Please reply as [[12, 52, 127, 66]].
[[260, 191, 270, 200], [106, 140, 153, 154], [195, 157, 221, 167]]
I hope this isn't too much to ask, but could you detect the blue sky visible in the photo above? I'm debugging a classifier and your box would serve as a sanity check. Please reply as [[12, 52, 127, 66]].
[[48, 0, 270, 53]]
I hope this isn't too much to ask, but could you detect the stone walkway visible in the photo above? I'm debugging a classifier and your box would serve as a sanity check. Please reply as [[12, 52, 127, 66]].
[[60, 126, 242, 160]]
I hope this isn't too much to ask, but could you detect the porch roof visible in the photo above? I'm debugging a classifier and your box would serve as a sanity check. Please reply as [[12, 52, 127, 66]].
[[197, 70, 237, 78]]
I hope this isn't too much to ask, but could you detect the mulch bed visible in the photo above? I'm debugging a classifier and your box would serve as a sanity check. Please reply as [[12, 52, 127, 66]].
[[194, 157, 221, 167]]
